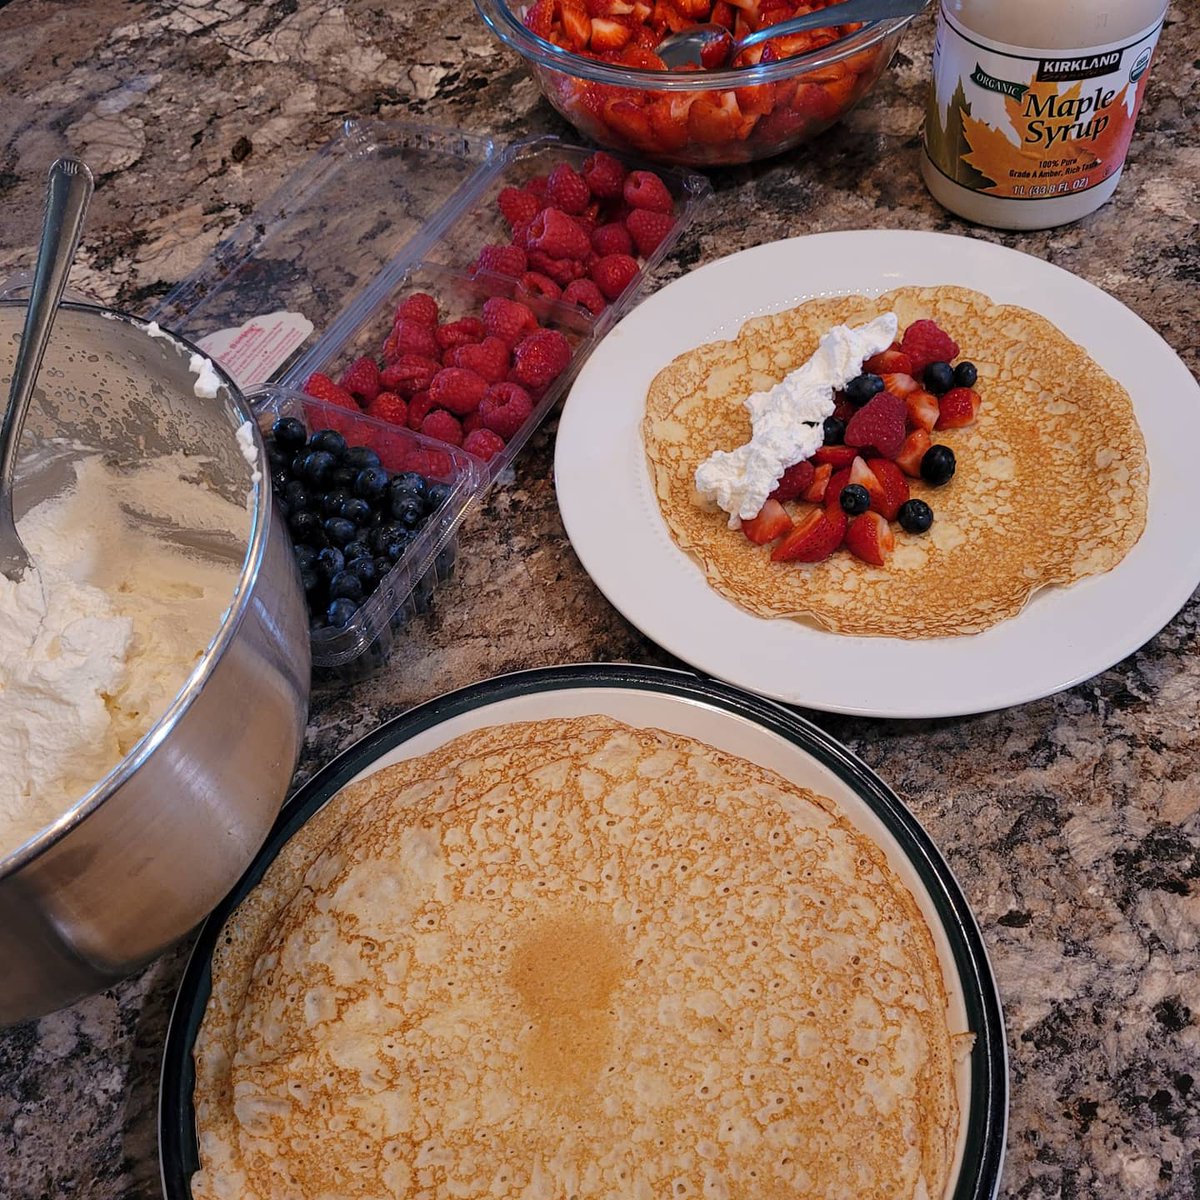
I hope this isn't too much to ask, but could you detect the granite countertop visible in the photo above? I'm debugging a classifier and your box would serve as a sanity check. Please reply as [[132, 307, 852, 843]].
[[0, 1, 1197, 1197]]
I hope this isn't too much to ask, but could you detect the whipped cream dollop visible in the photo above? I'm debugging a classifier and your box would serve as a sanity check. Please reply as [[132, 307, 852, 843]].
[[694, 313, 898, 526], [0, 453, 247, 860], [189, 352, 223, 399]]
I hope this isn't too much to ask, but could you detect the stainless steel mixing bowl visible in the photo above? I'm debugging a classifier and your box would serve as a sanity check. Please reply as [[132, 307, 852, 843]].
[[0, 302, 310, 1024]]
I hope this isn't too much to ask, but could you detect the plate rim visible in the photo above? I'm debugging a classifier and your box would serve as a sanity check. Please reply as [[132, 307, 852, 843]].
[[554, 228, 1200, 718], [159, 662, 1008, 1200]]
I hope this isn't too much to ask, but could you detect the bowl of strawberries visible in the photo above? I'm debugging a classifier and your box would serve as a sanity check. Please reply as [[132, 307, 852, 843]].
[[474, 0, 913, 166]]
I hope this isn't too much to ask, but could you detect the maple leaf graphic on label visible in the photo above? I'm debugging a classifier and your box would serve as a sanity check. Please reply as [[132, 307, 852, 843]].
[[961, 68, 1147, 197]]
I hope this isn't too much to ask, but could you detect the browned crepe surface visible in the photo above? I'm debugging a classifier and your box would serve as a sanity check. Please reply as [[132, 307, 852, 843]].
[[191, 718, 965, 1200], [643, 286, 1148, 637]]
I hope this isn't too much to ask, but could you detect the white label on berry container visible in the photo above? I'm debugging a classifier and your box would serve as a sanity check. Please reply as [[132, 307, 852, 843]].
[[196, 310, 314, 390], [924, 8, 1163, 201]]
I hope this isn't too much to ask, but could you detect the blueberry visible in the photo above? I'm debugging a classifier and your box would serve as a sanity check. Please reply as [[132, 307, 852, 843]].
[[344, 445, 382, 471], [299, 568, 321, 594], [954, 361, 978, 388], [339, 497, 372, 527], [270, 467, 291, 494], [301, 450, 336, 487], [355, 466, 390, 502], [923, 361, 954, 395], [822, 416, 846, 446], [316, 488, 346, 518], [309, 612, 329, 633], [272, 416, 308, 451], [391, 496, 425, 529], [389, 488, 426, 519], [346, 556, 380, 591], [326, 597, 360, 627], [426, 481, 452, 509], [309, 429, 347, 458], [329, 571, 365, 602], [897, 498, 934, 534], [370, 522, 405, 554], [288, 509, 322, 544], [330, 465, 356, 490], [342, 539, 371, 563], [373, 554, 394, 579], [920, 444, 956, 487], [283, 480, 310, 511], [323, 516, 358, 547], [390, 471, 428, 499], [839, 483, 871, 516], [290, 452, 309, 477], [845, 373, 883, 405], [385, 538, 411, 563], [294, 543, 317, 571], [315, 546, 345, 581]]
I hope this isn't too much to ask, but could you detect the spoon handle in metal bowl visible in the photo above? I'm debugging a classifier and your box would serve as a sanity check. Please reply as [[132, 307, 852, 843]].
[[739, 0, 928, 50], [0, 157, 94, 572]]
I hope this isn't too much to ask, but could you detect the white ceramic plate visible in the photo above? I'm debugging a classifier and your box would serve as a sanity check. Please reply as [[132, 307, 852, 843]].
[[554, 230, 1200, 718], [161, 666, 1006, 1200]]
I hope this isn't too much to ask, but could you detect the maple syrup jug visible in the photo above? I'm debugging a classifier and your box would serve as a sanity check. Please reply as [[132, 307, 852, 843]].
[[920, 0, 1168, 229]]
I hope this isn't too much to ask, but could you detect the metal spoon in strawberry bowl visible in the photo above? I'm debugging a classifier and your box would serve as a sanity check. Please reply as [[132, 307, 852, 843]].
[[656, 0, 929, 70]]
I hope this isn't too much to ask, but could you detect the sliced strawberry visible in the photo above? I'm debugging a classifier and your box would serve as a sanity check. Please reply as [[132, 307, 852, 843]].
[[865, 457, 910, 521], [880, 371, 919, 397], [935, 386, 981, 430], [770, 505, 847, 563], [824, 466, 852, 511], [896, 429, 933, 478], [863, 347, 913, 376], [848, 455, 886, 512], [768, 459, 815, 503], [812, 443, 858, 468], [844, 510, 895, 566], [905, 389, 940, 433], [801, 461, 832, 503], [742, 498, 793, 545]]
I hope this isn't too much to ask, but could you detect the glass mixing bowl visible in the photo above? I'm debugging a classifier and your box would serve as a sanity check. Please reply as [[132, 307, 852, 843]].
[[474, 0, 914, 166]]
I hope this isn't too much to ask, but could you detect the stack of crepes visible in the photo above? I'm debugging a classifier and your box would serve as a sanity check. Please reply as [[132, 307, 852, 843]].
[[643, 285, 1148, 636], [192, 717, 967, 1200]]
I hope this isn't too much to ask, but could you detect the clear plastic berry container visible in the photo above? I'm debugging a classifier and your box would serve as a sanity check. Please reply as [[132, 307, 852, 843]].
[[250, 386, 484, 685]]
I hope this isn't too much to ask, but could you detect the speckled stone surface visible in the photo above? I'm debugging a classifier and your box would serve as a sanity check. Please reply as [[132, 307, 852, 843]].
[[0, 2, 1197, 1197]]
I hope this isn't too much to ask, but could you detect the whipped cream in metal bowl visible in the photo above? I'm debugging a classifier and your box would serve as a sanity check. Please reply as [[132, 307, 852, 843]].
[[694, 312, 897, 525], [0, 447, 250, 860]]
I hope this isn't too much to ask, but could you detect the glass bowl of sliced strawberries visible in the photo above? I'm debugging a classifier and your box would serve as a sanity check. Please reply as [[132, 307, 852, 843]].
[[474, 0, 913, 166]]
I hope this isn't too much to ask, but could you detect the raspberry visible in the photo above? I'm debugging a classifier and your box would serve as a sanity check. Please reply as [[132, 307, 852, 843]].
[[900, 320, 960, 375], [527, 207, 591, 260], [479, 381, 535, 440], [497, 185, 540, 230], [590, 253, 639, 301], [768, 460, 816, 503], [303, 372, 358, 409], [420, 409, 464, 446], [380, 355, 439, 397], [463, 427, 506, 462], [516, 271, 562, 302], [449, 336, 511, 384], [511, 219, 535, 250], [435, 317, 486, 352], [366, 391, 408, 426], [511, 330, 571, 391], [472, 243, 528, 278], [581, 150, 628, 199], [463, 411, 484, 436], [390, 318, 440, 360], [338, 356, 380, 405], [527, 250, 586, 286], [562, 278, 606, 316], [406, 390, 436, 431], [545, 163, 591, 215], [625, 208, 674, 258], [844, 392, 908, 459], [395, 292, 439, 326], [481, 296, 538, 347], [525, 173, 549, 199], [622, 169, 674, 214], [574, 201, 601, 233], [591, 221, 634, 257], [429, 366, 488, 416]]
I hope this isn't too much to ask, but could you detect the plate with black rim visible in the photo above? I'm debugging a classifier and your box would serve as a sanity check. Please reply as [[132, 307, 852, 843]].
[[159, 663, 1007, 1199]]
